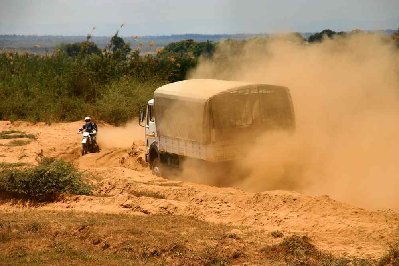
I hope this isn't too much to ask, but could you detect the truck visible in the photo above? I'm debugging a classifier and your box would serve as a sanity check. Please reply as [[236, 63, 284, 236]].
[[139, 79, 295, 177]]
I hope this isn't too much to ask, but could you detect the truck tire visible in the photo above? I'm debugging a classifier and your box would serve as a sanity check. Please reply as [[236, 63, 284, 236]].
[[151, 157, 162, 177]]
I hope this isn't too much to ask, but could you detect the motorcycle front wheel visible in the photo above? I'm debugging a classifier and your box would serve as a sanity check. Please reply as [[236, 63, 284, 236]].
[[82, 143, 88, 156]]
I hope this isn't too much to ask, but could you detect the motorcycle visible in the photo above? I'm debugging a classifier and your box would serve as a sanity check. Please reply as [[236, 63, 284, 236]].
[[79, 130, 100, 156]]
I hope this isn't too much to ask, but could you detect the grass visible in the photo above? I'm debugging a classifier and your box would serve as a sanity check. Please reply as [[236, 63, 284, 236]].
[[0, 209, 399, 266], [0, 210, 246, 265], [0, 210, 396, 265], [131, 190, 165, 199], [0, 162, 29, 169], [0, 130, 36, 140], [261, 235, 375, 265], [3, 139, 32, 146], [0, 130, 35, 146]]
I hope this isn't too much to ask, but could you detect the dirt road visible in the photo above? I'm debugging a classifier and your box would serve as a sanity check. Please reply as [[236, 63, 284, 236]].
[[0, 121, 398, 260]]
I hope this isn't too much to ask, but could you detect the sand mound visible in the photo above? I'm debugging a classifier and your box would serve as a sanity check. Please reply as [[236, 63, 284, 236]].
[[77, 143, 147, 170], [0, 121, 398, 259]]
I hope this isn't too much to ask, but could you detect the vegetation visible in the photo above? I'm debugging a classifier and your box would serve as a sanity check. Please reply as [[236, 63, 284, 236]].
[[0, 130, 36, 140], [2, 139, 32, 146], [0, 162, 29, 169], [261, 235, 374, 265], [378, 241, 399, 265], [0, 211, 393, 266], [59, 41, 101, 57], [0, 130, 36, 146], [270, 230, 284, 238], [0, 32, 216, 125], [0, 157, 91, 201], [131, 190, 165, 199], [0, 34, 265, 54], [0, 28, 398, 125], [393, 27, 399, 47], [308, 29, 346, 42], [0, 211, 242, 265], [157, 39, 215, 81]]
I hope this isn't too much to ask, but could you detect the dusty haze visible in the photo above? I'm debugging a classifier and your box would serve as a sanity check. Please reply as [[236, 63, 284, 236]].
[[97, 120, 144, 149], [190, 32, 399, 209]]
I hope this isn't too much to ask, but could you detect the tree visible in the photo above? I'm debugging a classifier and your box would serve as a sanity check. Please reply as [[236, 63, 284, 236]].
[[393, 27, 399, 47], [156, 40, 216, 82], [107, 34, 131, 60], [159, 39, 215, 57], [308, 29, 345, 43], [60, 43, 80, 57], [110, 35, 125, 52], [79, 41, 101, 56], [59, 41, 100, 57]]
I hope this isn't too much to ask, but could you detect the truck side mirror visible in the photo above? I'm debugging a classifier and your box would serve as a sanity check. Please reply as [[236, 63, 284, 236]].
[[139, 109, 145, 127]]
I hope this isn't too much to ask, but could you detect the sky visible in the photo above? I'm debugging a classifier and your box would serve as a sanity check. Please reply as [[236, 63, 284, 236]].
[[0, 0, 398, 36]]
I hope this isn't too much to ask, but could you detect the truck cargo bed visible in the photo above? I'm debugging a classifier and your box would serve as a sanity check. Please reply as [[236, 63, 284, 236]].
[[159, 136, 242, 162]]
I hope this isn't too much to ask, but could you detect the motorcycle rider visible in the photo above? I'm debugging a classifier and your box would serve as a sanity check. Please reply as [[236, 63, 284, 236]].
[[79, 116, 98, 146]]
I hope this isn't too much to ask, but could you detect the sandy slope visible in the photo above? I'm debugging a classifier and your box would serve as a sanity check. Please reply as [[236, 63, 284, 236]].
[[0, 121, 398, 259]]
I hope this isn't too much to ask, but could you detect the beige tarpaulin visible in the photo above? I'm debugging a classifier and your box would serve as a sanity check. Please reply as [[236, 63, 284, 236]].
[[154, 79, 294, 144]]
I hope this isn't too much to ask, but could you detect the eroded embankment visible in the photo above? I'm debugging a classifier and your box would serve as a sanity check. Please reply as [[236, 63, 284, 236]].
[[0, 121, 398, 259]]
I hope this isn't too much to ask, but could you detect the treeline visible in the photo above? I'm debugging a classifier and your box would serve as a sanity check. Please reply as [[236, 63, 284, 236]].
[[0, 29, 397, 125], [0, 33, 215, 125]]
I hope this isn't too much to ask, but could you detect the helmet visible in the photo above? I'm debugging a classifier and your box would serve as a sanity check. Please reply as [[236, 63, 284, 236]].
[[84, 116, 91, 122]]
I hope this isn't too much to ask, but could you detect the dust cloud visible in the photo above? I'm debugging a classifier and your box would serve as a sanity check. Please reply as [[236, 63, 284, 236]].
[[190, 32, 399, 209], [97, 120, 144, 149]]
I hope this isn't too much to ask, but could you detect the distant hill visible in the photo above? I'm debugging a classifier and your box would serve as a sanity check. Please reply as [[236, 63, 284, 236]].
[[0, 33, 267, 54], [0, 30, 396, 54]]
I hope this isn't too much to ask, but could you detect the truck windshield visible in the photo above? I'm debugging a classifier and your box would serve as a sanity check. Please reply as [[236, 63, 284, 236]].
[[147, 105, 155, 123]]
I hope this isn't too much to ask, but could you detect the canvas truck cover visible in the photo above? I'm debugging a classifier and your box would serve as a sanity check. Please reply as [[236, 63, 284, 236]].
[[154, 79, 295, 144]]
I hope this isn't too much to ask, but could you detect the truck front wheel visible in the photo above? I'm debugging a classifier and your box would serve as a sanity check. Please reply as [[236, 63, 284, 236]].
[[151, 157, 162, 177]]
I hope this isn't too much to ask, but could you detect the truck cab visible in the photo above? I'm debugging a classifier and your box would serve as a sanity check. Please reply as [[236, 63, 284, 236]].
[[140, 98, 157, 159]]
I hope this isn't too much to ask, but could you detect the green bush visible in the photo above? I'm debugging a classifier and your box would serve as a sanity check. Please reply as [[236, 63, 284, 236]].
[[0, 157, 91, 201]]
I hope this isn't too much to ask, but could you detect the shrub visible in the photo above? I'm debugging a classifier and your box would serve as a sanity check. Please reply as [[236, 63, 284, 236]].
[[0, 157, 91, 201], [378, 243, 399, 266], [96, 77, 164, 125], [271, 230, 284, 238], [261, 235, 351, 265]]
